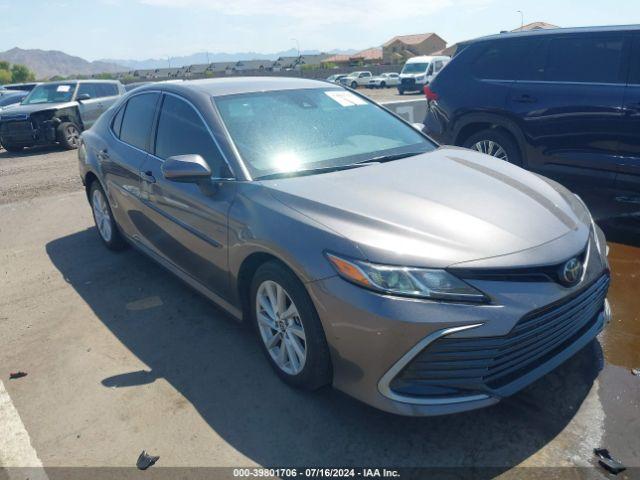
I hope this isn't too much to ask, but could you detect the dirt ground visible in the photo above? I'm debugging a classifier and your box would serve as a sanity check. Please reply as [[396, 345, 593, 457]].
[[0, 144, 638, 478]]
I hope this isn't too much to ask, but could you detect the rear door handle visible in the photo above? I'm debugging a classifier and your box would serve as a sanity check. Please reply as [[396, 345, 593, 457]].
[[513, 94, 537, 104], [141, 170, 156, 183]]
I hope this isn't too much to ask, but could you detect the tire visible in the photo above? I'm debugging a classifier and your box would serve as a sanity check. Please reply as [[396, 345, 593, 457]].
[[57, 122, 81, 150], [2, 143, 24, 153], [380, 81, 386, 88], [250, 261, 332, 390], [89, 181, 127, 251], [398, 88, 404, 95], [350, 81, 357, 89], [462, 128, 522, 166]]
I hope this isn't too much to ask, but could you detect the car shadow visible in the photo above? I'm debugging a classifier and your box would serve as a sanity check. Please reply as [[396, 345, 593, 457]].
[[46, 228, 603, 473]]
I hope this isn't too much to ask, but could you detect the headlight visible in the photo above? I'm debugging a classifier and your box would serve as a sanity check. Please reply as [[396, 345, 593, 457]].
[[325, 253, 487, 302], [415, 75, 425, 82]]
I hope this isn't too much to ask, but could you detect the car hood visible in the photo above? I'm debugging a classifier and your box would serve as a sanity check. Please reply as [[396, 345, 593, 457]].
[[264, 146, 591, 268], [0, 102, 75, 118]]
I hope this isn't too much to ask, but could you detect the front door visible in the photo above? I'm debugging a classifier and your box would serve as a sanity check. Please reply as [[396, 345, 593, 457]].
[[76, 83, 104, 128], [102, 91, 160, 241], [137, 93, 236, 300]]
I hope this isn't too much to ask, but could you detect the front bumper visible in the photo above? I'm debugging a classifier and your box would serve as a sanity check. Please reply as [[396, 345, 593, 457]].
[[306, 231, 610, 416], [0, 117, 57, 147]]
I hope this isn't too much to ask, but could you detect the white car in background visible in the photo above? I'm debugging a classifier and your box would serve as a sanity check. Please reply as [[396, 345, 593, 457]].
[[366, 72, 400, 89], [339, 71, 373, 89]]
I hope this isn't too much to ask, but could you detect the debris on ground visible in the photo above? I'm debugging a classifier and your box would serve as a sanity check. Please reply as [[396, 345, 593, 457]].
[[632, 368, 640, 376], [136, 450, 159, 470], [594, 448, 626, 475], [9, 371, 27, 380]]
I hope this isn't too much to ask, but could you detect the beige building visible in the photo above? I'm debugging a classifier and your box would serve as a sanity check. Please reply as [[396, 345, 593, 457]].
[[382, 33, 447, 64]]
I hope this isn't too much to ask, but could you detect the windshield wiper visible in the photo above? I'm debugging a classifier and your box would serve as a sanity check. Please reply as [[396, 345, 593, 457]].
[[255, 163, 368, 180], [358, 151, 426, 164]]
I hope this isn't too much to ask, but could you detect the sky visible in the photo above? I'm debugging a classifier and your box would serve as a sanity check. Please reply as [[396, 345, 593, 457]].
[[0, 0, 638, 61]]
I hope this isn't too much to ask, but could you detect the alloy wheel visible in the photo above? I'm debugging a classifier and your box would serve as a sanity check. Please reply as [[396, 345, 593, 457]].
[[92, 188, 113, 242], [66, 125, 80, 148], [256, 280, 307, 375], [471, 140, 509, 161]]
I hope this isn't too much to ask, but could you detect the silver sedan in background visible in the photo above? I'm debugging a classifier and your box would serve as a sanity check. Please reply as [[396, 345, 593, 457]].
[[78, 77, 610, 416]]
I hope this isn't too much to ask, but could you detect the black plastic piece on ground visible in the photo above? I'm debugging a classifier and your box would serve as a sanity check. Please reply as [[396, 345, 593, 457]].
[[136, 450, 159, 470], [9, 372, 27, 379], [594, 448, 626, 475]]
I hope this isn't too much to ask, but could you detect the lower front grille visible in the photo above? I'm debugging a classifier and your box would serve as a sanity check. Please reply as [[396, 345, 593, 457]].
[[390, 275, 609, 398], [0, 120, 34, 143]]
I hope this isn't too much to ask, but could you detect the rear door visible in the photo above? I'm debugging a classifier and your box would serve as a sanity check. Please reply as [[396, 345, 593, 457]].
[[95, 82, 122, 111], [102, 91, 160, 242], [508, 32, 630, 188], [617, 33, 640, 193], [137, 93, 236, 300], [76, 83, 104, 128]]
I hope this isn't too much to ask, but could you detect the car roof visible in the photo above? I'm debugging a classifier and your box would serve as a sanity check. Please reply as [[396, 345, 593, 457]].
[[464, 24, 640, 46], [134, 76, 337, 97]]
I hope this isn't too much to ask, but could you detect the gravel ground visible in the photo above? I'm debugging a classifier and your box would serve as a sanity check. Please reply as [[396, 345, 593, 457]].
[[0, 146, 82, 205]]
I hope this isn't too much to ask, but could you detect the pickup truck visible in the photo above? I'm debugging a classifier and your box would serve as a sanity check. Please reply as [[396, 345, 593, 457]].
[[0, 79, 125, 152], [339, 71, 373, 89]]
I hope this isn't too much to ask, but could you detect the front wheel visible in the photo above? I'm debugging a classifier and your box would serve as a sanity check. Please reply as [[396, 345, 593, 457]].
[[380, 81, 386, 88], [397, 88, 404, 95], [90, 182, 127, 250], [350, 81, 358, 89], [57, 122, 81, 150], [251, 261, 332, 390], [463, 129, 522, 166]]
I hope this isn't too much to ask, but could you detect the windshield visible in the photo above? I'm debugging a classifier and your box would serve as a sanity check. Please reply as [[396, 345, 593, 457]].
[[22, 83, 77, 105], [215, 88, 434, 179], [401, 63, 429, 74]]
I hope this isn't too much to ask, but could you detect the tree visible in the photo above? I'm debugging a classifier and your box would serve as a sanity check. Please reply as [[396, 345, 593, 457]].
[[0, 61, 10, 71], [49, 75, 66, 81], [0, 69, 11, 84], [11, 64, 36, 82]]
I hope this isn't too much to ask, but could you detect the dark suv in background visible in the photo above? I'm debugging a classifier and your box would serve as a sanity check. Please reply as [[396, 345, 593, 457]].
[[423, 25, 640, 201]]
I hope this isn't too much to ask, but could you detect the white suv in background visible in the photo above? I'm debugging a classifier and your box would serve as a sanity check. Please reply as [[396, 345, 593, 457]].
[[398, 55, 449, 94]]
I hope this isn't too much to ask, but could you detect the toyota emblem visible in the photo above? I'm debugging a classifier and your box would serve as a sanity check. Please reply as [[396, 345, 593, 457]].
[[560, 258, 583, 286]]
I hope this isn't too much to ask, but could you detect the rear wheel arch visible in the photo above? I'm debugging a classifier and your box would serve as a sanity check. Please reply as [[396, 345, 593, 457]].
[[453, 115, 527, 166]]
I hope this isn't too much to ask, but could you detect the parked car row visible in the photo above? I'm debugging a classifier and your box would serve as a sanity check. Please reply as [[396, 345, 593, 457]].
[[0, 79, 125, 151], [422, 24, 640, 196]]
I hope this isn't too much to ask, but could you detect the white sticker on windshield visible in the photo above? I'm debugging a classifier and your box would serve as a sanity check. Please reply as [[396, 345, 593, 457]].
[[325, 91, 367, 107], [56, 85, 71, 92]]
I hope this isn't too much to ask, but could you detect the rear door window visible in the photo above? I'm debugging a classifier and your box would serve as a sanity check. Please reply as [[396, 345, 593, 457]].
[[119, 92, 159, 151], [545, 35, 628, 84]]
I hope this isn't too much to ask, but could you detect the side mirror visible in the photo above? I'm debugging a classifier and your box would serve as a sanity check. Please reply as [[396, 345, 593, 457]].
[[412, 122, 425, 131], [77, 93, 91, 101], [162, 154, 212, 183]]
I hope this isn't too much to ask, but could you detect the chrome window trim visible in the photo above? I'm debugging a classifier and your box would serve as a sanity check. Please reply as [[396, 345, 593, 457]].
[[377, 323, 490, 406]]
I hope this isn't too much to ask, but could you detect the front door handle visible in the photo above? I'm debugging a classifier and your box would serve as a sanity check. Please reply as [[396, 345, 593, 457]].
[[513, 94, 537, 104], [141, 170, 156, 183]]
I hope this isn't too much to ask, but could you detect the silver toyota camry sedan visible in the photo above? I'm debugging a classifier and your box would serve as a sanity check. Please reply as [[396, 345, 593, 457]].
[[78, 77, 610, 416]]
